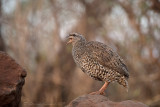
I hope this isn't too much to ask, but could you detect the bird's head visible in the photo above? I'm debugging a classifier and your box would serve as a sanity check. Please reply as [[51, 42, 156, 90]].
[[66, 33, 86, 46]]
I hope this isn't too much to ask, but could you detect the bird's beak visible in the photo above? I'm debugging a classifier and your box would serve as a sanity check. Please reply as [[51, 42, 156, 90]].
[[66, 37, 73, 45], [66, 34, 73, 45], [67, 39, 72, 44]]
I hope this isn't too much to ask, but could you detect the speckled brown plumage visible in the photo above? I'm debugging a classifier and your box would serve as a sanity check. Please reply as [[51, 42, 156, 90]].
[[67, 33, 129, 94]]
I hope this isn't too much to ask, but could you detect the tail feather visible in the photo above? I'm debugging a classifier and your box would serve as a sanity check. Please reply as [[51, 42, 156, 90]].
[[117, 76, 129, 92]]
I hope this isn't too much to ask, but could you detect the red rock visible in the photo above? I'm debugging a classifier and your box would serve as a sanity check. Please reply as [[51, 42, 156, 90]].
[[66, 94, 148, 107], [0, 52, 27, 107]]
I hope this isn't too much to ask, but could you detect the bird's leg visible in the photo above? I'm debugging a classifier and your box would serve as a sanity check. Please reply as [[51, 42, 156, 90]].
[[90, 82, 109, 95], [99, 82, 109, 94]]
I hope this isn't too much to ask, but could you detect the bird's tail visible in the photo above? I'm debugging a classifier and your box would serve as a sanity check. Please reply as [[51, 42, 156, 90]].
[[118, 76, 129, 92]]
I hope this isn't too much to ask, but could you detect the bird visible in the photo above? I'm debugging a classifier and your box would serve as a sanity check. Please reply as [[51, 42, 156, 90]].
[[66, 33, 129, 95]]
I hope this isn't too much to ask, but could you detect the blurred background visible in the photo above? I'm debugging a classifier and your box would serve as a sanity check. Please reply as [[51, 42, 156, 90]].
[[0, 0, 160, 107]]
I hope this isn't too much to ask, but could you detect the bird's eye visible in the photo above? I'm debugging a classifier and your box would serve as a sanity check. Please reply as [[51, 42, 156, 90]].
[[70, 38, 73, 40]]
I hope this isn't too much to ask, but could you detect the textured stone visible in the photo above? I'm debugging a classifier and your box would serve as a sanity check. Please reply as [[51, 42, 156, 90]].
[[66, 94, 149, 107], [0, 52, 27, 107]]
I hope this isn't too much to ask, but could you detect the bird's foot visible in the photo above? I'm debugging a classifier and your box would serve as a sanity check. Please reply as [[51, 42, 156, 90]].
[[89, 91, 105, 95]]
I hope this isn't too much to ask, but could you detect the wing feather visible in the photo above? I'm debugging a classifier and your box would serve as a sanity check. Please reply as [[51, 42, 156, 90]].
[[85, 41, 129, 78]]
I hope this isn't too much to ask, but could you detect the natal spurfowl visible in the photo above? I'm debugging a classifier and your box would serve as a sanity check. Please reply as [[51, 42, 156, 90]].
[[67, 33, 129, 95]]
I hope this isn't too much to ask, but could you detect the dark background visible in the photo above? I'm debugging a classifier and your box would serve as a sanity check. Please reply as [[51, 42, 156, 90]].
[[0, 0, 160, 107]]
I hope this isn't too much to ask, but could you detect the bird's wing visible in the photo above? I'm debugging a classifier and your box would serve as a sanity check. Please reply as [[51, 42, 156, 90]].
[[85, 41, 129, 78]]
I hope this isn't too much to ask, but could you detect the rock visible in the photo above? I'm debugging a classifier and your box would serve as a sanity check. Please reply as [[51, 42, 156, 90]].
[[0, 52, 27, 107], [66, 94, 148, 107]]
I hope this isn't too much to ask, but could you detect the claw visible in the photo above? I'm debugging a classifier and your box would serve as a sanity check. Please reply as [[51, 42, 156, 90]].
[[89, 91, 106, 95]]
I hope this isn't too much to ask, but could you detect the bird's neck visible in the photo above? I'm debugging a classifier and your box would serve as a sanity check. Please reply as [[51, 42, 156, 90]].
[[73, 39, 86, 49]]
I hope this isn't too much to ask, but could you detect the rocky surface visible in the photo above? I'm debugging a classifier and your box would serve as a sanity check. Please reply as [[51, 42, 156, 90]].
[[0, 52, 27, 107], [66, 94, 149, 107]]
